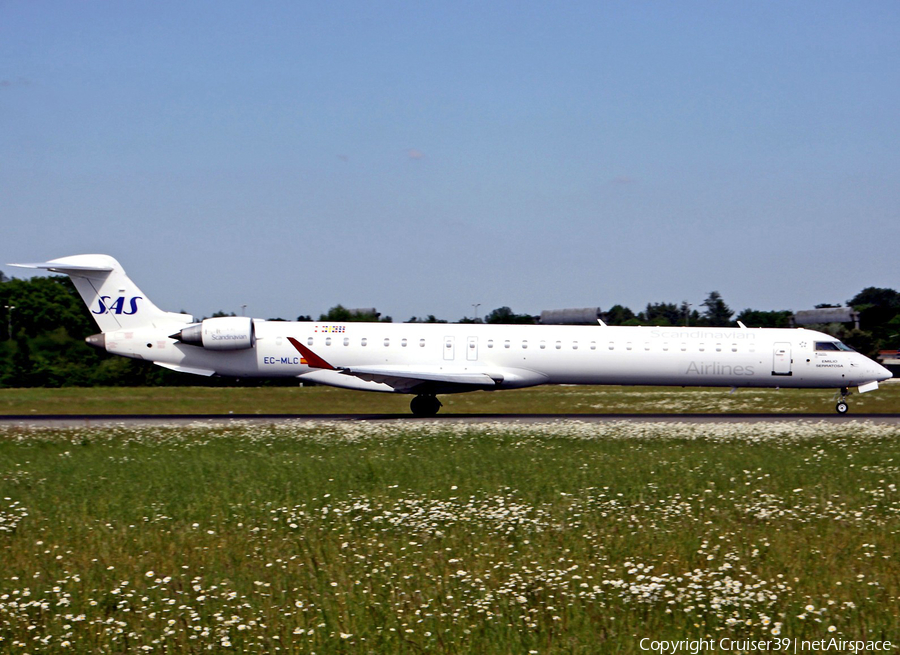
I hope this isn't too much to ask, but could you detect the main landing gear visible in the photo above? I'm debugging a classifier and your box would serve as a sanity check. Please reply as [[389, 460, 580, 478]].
[[835, 387, 850, 415], [410, 394, 442, 417]]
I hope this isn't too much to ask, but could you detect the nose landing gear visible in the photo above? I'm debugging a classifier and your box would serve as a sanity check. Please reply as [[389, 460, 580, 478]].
[[835, 387, 850, 414], [410, 394, 442, 417]]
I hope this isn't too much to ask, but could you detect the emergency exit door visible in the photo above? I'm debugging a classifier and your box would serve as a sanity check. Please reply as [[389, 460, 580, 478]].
[[772, 342, 792, 376]]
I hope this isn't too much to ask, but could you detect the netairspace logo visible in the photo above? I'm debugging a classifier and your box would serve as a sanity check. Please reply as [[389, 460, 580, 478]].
[[640, 638, 894, 653]]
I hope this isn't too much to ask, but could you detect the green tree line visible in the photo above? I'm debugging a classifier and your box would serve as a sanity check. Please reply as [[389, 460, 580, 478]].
[[1, 272, 897, 388]]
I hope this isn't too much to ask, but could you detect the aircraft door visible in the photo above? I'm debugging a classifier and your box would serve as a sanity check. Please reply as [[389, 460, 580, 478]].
[[772, 342, 792, 376], [467, 336, 478, 361], [443, 336, 455, 361]]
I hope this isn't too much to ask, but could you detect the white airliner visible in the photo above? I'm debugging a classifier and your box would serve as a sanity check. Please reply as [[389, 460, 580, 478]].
[[12, 255, 893, 415]]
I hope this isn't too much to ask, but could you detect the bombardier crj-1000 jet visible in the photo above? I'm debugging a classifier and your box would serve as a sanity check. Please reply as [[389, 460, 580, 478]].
[[12, 255, 893, 416]]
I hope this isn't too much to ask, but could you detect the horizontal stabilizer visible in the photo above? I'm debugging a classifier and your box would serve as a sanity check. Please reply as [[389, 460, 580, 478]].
[[11, 261, 114, 274]]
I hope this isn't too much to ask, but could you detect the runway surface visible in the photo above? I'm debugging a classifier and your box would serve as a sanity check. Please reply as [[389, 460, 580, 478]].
[[2, 413, 900, 427]]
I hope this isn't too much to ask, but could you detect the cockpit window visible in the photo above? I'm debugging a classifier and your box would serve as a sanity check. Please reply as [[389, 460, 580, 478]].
[[815, 341, 854, 352]]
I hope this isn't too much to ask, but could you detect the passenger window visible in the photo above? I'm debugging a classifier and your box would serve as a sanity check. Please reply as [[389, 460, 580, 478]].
[[626, 342, 632, 351], [590, 341, 596, 350], [401, 338, 407, 347], [680, 343, 686, 351], [419, 339, 425, 347], [608, 342, 615, 350], [699, 343, 705, 352], [663, 342, 669, 351], [325, 337, 332, 346], [343, 337, 349, 346], [522, 340, 528, 349], [572, 341, 578, 350], [307, 337, 314, 346], [731, 343, 737, 352], [644, 342, 650, 351], [540, 341, 546, 349], [487, 339, 494, 348], [504, 340, 511, 349], [556, 341, 562, 350], [384, 338, 390, 347], [715, 343, 722, 352], [361, 338, 368, 346]]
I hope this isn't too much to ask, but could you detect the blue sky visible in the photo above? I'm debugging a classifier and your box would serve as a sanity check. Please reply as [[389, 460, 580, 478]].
[[3, 1, 899, 322]]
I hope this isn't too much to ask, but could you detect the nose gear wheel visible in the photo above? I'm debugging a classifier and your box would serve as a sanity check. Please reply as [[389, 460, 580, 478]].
[[834, 387, 851, 414]]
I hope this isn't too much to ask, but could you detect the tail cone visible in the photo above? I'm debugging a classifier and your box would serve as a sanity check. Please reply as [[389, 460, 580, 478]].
[[85, 333, 106, 349]]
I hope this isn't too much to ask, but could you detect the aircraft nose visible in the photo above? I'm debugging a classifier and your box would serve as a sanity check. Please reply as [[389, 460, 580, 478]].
[[877, 362, 894, 381]]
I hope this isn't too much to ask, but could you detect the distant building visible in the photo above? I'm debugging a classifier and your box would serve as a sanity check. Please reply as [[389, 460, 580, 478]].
[[791, 307, 859, 330], [540, 307, 603, 325], [877, 350, 900, 376]]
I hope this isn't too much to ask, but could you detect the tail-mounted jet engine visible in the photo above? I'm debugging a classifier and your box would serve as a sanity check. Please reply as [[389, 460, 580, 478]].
[[172, 316, 255, 350]]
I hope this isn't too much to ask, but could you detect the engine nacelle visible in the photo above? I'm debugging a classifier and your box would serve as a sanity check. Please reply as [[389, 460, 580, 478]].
[[173, 317, 255, 350]]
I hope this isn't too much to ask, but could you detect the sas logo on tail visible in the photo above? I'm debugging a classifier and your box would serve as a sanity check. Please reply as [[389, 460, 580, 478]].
[[93, 296, 142, 315]]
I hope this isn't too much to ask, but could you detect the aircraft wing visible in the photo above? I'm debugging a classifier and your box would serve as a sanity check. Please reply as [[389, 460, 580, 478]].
[[340, 365, 499, 387], [287, 337, 501, 392], [154, 361, 217, 377]]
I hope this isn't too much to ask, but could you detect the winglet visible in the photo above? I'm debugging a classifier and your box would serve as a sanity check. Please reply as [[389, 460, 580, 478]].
[[287, 337, 336, 370]]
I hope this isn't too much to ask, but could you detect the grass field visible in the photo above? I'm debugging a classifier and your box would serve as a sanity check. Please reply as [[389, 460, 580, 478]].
[[1, 419, 898, 653], [2, 381, 900, 415]]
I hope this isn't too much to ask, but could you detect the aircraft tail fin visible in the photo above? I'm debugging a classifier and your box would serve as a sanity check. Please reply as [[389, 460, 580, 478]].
[[10, 255, 193, 333]]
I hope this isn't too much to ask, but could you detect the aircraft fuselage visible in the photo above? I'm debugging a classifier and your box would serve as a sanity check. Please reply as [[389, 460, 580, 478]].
[[107, 320, 888, 393]]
